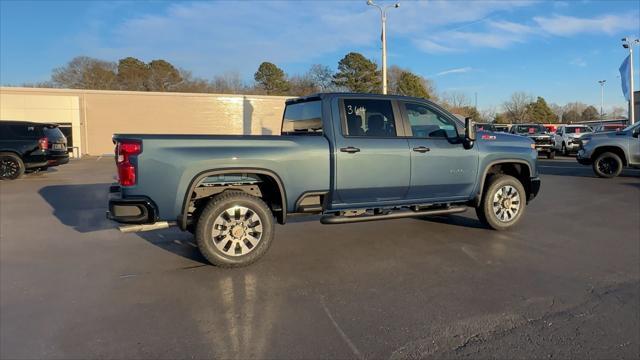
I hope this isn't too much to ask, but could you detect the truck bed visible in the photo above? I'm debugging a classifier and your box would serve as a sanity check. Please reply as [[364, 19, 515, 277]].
[[113, 134, 330, 221]]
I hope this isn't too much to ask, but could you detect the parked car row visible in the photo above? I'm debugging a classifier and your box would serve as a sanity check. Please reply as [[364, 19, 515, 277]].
[[0, 121, 69, 180], [477, 119, 639, 178]]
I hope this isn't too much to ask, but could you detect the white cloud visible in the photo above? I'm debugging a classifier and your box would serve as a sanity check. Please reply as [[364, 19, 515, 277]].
[[414, 39, 458, 54], [534, 14, 638, 36], [435, 67, 473, 76], [73, 1, 639, 77], [569, 57, 587, 67], [83, 1, 381, 77], [487, 20, 536, 35]]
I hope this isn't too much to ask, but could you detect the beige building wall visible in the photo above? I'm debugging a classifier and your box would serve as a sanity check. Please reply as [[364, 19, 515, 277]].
[[0, 90, 82, 155], [0, 87, 291, 155]]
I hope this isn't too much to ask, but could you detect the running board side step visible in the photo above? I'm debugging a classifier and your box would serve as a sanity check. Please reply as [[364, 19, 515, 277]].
[[320, 207, 467, 225], [119, 221, 176, 233]]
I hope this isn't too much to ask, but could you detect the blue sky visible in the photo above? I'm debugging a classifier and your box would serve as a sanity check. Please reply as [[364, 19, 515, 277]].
[[1, 0, 639, 111]]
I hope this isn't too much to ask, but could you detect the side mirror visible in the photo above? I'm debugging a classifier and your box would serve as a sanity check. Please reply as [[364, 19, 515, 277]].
[[633, 128, 639, 138], [464, 117, 475, 149]]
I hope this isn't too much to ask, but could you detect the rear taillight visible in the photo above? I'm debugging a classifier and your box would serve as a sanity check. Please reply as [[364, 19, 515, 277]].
[[38, 137, 48, 151], [116, 140, 142, 186]]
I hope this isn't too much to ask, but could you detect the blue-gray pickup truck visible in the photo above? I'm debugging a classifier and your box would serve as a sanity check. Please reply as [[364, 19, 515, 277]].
[[107, 93, 540, 267]]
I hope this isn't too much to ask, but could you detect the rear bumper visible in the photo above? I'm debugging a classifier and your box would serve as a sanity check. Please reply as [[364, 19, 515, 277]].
[[107, 187, 158, 224], [47, 153, 69, 166], [528, 177, 541, 201], [24, 160, 49, 169]]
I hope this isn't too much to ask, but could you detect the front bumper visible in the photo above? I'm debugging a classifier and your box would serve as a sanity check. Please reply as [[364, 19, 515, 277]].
[[576, 150, 592, 165], [534, 144, 554, 153], [107, 186, 158, 224], [528, 177, 541, 202]]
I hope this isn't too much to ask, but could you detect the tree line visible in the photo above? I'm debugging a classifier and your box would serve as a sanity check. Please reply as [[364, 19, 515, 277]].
[[21, 53, 625, 124]]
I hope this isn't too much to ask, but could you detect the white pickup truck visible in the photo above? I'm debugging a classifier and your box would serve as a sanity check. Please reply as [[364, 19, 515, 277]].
[[553, 125, 593, 155]]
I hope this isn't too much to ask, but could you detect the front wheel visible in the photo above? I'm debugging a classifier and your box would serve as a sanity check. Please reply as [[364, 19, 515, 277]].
[[195, 190, 275, 267], [476, 175, 526, 231], [592, 152, 623, 178], [0, 153, 25, 180]]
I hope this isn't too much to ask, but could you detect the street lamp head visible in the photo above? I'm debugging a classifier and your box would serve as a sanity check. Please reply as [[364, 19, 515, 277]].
[[394, 3, 400, 8], [366, 0, 374, 5], [623, 43, 629, 49]]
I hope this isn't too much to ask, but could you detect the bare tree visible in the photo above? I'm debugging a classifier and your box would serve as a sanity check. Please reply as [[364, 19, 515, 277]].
[[172, 69, 212, 93], [51, 56, 118, 90], [502, 92, 534, 123], [212, 71, 247, 94], [479, 107, 497, 123], [549, 103, 564, 122], [307, 64, 334, 92], [441, 91, 471, 109], [609, 106, 627, 119]]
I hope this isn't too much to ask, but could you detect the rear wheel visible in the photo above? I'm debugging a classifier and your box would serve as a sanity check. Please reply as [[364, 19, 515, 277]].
[[195, 190, 274, 267], [0, 153, 25, 180], [592, 152, 623, 178], [547, 151, 555, 159], [476, 174, 526, 230]]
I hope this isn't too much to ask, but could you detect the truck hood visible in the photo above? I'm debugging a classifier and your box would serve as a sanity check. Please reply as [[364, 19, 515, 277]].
[[581, 131, 621, 141], [564, 132, 592, 139]]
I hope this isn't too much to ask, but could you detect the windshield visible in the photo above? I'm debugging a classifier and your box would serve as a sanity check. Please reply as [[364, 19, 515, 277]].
[[623, 122, 640, 132], [516, 125, 546, 134], [565, 126, 591, 134]]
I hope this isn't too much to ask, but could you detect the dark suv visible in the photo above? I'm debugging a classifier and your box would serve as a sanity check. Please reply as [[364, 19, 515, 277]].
[[0, 121, 69, 180]]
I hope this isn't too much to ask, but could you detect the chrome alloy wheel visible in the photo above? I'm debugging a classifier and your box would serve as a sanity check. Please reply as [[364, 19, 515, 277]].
[[211, 206, 263, 257], [492, 185, 521, 223]]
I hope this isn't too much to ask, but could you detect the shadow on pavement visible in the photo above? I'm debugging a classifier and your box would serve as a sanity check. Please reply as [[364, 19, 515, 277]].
[[39, 183, 209, 264], [537, 160, 640, 178], [39, 183, 113, 233], [416, 214, 488, 229]]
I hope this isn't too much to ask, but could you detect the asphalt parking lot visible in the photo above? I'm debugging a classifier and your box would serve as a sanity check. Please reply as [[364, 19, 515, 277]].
[[1, 157, 639, 359]]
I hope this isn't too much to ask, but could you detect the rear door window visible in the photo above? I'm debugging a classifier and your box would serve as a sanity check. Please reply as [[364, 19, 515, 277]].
[[282, 100, 322, 135], [342, 99, 397, 137], [0, 124, 43, 139]]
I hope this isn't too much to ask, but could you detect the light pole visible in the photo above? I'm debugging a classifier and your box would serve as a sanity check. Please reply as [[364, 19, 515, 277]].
[[598, 80, 606, 118], [622, 37, 639, 124], [367, 0, 400, 94]]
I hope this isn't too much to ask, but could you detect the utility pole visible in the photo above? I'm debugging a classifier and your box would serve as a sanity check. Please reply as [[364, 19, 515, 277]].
[[622, 37, 639, 124], [367, 0, 400, 94], [598, 80, 606, 118]]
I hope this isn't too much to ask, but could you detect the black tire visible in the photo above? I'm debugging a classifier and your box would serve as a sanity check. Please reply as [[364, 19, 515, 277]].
[[592, 152, 623, 178], [0, 153, 25, 180], [195, 190, 275, 267], [547, 151, 555, 160], [475, 174, 526, 231]]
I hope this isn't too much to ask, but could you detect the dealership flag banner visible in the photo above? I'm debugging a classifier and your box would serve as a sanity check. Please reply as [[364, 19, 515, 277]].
[[619, 55, 631, 101]]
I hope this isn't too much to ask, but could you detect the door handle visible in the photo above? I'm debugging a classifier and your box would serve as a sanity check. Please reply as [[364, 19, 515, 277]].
[[412, 146, 431, 153], [340, 146, 361, 153]]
